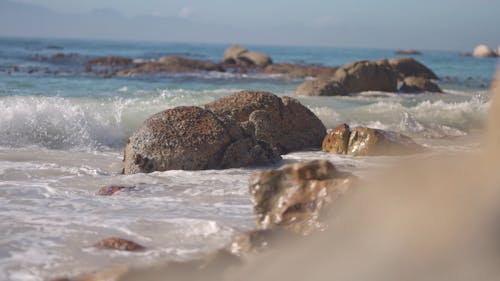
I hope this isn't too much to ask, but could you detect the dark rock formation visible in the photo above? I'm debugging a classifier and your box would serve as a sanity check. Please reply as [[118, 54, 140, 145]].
[[262, 63, 338, 78], [400, 76, 442, 93], [87, 56, 133, 66], [115, 56, 223, 76], [94, 237, 145, 252], [322, 124, 423, 156], [295, 79, 347, 96], [249, 160, 356, 234], [205, 91, 326, 153], [123, 106, 280, 174]]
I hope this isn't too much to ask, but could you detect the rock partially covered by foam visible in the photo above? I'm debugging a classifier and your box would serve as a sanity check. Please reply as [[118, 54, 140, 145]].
[[94, 237, 145, 252], [473, 44, 497, 58], [205, 91, 326, 153], [322, 124, 423, 156], [123, 106, 280, 174], [249, 160, 356, 234]]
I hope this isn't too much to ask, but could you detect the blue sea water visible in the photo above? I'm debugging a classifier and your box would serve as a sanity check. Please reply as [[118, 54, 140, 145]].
[[0, 37, 497, 281]]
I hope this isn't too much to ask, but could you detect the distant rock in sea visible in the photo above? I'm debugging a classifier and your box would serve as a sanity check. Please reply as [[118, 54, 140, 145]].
[[395, 49, 422, 55], [222, 45, 272, 67], [472, 44, 497, 58]]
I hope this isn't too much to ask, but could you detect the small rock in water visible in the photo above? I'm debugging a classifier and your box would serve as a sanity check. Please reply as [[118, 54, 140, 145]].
[[95, 185, 135, 196], [249, 160, 356, 235], [94, 237, 145, 252], [323, 123, 423, 156]]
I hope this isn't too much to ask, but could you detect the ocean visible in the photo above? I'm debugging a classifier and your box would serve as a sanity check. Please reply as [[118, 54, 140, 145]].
[[0, 37, 497, 281]]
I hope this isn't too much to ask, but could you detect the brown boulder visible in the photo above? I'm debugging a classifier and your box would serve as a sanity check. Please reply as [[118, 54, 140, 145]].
[[123, 106, 280, 174], [400, 76, 442, 93], [261, 63, 338, 78], [205, 91, 326, 153], [322, 124, 423, 156], [94, 237, 145, 252], [249, 160, 356, 234], [295, 79, 347, 96], [389, 57, 439, 80], [332, 60, 398, 93], [87, 56, 132, 66]]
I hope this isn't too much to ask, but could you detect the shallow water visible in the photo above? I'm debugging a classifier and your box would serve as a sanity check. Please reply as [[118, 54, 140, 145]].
[[0, 37, 495, 280]]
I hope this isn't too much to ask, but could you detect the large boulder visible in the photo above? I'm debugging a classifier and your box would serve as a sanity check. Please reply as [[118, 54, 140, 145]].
[[332, 60, 398, 93], [123, 106, 280, 174], [400, 76, 442, 93], [472, 44, 497, 58], [295, 79, 347, 96], [205, 91, 326, 153], [389, 57, 439, 80], [249, 160, 356, 234], [223, 45, 248, 64], [261, 63, 338, 78], [115, 56, 223, 76], [322, 124, 423, 156]]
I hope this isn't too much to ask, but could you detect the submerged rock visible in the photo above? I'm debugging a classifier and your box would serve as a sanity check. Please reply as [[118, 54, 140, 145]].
[[95, 185, 136, 196], [249, 160, 356, 234], [332, 60, 398, 93], [389, 57, 439, 80], [205, 91, 326, 153], [322, 124, 423, 156], [400, 76, 442, 93], [94, 237, 145, 252], [472, 44, 497, 58], [123, 106, 280, 174], [87, 56, 133, 66], [295, 79, 347, 96]]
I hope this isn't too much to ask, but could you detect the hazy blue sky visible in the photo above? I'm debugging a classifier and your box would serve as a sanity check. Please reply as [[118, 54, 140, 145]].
[[2, 0, 500, 50]]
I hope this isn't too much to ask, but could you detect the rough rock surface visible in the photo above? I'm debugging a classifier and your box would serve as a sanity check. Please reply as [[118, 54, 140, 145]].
[[123, 106, 280, 174], [295, 79, 347, 96], [94, 237, 145, 252], [205, 91, 326, 153], [389, 57, 439, 80], [472, 44, 497, 58], [262, 63, 338, 78], [249, 160, 356, 234], [400, 76, 442, 93], [332, 60, 398, 93], [115, 56, 223, 76], [322, 124, 423, 156]]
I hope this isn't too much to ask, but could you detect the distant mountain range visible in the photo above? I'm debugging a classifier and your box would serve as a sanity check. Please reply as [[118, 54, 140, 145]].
[[0, 0, 249, 44]]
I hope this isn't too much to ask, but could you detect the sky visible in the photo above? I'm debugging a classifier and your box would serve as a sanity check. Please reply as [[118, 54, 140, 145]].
[[1, 0, 499, 51]]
